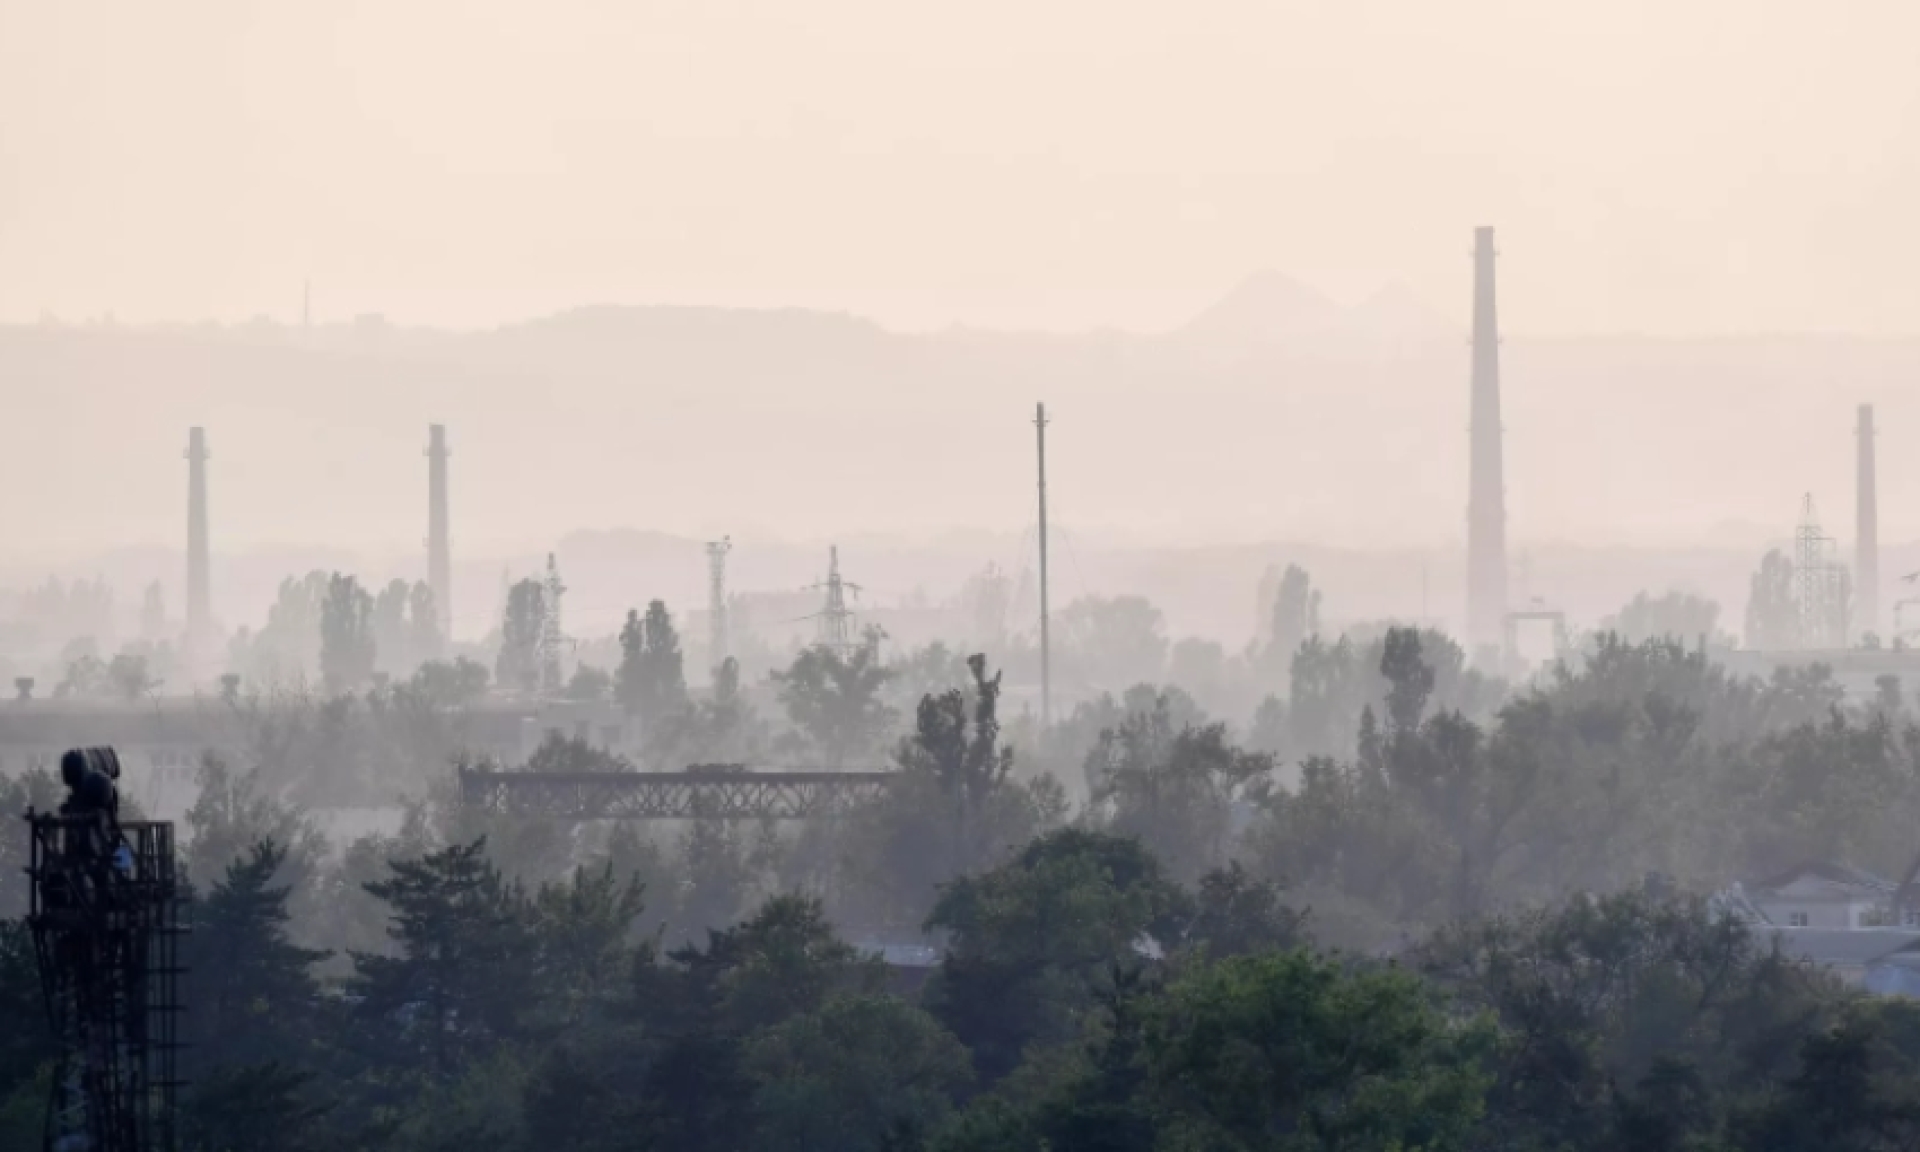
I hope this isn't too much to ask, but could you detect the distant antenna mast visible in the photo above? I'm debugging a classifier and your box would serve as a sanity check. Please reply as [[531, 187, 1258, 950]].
[[807, 546, 862, 656], [1036, 403, 1052, 727], [539, 552, 567, 691], [707, 536, 733, 670]]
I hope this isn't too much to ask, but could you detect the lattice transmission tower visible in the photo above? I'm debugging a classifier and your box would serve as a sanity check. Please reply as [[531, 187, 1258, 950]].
[[538, 552, 568, 692], [805, 546, 863, 656], [1793, 494, 1851, 650]]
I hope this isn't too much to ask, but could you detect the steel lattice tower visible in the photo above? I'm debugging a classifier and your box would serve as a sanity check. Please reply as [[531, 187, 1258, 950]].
[[1794, 495, 1849, 649], [539, 553, 567, 692], [808, 547, 861, 656], [25, 801, 185, 1152]]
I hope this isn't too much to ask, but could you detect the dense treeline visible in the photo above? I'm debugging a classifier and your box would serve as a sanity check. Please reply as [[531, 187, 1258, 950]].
[[9, 627, 1920, 1148]]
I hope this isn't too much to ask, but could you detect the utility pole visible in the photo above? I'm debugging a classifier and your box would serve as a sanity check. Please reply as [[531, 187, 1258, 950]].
[[185, 428, 211, 672], [707, 536, 732, 672], [1036, 403, 1051, 727], [426, 424, 452, 639]]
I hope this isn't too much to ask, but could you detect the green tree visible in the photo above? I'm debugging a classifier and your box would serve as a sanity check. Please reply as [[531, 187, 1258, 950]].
[[181, 1061, 332, 1152], [107, 652, 158, 699], [745, 994, 974, 1152], [409, 657, 490, 709], [1746, 549, 1799, 650], [186, 840, 331, 1074], [563, 663, 612, 702], [320, 572, 377, 693], [616, 600, 688, 724], [527, 864, 647, 1027], [350, 838, 531, 1073], [774, 644, 897, 768], [1141, 949, 1494, 1152], [496, 579, 546, 695], [409, 581, 443, 664], [1086, 698, 1272, 884], [1056, 595, 1170, 691], [924, 828, 1191, 1082], [1600, 589, 1728, 649]]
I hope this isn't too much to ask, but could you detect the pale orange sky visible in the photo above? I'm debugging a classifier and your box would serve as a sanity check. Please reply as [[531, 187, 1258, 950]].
[[4, 0, 1920, 334]]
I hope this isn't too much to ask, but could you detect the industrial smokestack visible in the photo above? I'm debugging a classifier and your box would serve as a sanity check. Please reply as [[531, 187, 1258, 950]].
[[1466, 226, 1509, 662], [1858, 404, 1879, 641], [427, 424, 452, 638], [185, 427, 211, 648]]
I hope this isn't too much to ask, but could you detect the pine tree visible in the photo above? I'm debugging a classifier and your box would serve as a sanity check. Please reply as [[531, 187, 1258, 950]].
[[187, 840, 331, 1073], [350, 838, 530, 1073]]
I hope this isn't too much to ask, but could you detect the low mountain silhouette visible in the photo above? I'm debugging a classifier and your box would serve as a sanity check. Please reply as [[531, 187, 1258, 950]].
[[1177, 272, 1456, 343]]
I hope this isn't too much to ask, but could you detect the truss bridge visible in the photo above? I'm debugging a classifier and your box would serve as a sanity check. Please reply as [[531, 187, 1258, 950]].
[[457, 766, 896, 820]]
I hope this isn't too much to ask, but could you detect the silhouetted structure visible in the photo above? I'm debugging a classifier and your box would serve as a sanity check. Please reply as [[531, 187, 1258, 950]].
[[539, 553, 566, 693], [807, 547, 861, 655], [1858, 405, 1879, 640], [707, 537, 732, 669], [1466, 227, 1509, 663], [1036, 403, 1052, 726], [183, 429, 210, 656], [25, 747, 183, 1152], [426, 424, 452, 638], [1795, 494, 1850, 649], [459, 766, 892, 819]]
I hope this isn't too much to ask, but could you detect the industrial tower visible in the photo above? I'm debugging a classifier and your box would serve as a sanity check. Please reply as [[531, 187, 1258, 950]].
[[1794, 495, 1850, 649], [1858, 405, 1880, 641], [184, 428, 211, 662], [707, 537, 733, 670], [1466, 227, 1509, 663], [539, 553, 566, 692], [808, 547, 861, 656], [1036, 404, 1052, 727], [426, 425, 452, 639], [25, 748, 185, 1152]]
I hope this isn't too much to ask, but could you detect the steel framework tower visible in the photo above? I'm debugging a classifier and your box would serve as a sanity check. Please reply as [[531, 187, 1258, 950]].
[[1035, 403, 1052, 727], [1858, 405, 1880, 641], [426, 425, 452, 638], [808, 547, 861, 656], [1794, 495, 1849, 649], [184, 429, 211, 654], [539, 553, 566, 692], [706, 537, 733, 670], [25, 749, 184, 1152], [1466, 227, 1509, 663]]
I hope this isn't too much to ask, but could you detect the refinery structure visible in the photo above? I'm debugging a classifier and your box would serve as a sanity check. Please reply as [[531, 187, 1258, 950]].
[[5, 225, 1904, 706]]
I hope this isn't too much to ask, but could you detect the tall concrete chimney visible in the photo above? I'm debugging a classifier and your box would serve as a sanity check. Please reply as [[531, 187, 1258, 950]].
[[185, 427, 211, 645], [1466, 226, 1509, 661], [1858, 404, 1879, 640], [427, 424, 452, 638]]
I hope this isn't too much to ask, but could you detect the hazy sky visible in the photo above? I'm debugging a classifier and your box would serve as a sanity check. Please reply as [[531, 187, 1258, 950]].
[[5, 0, 1920, 334]]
